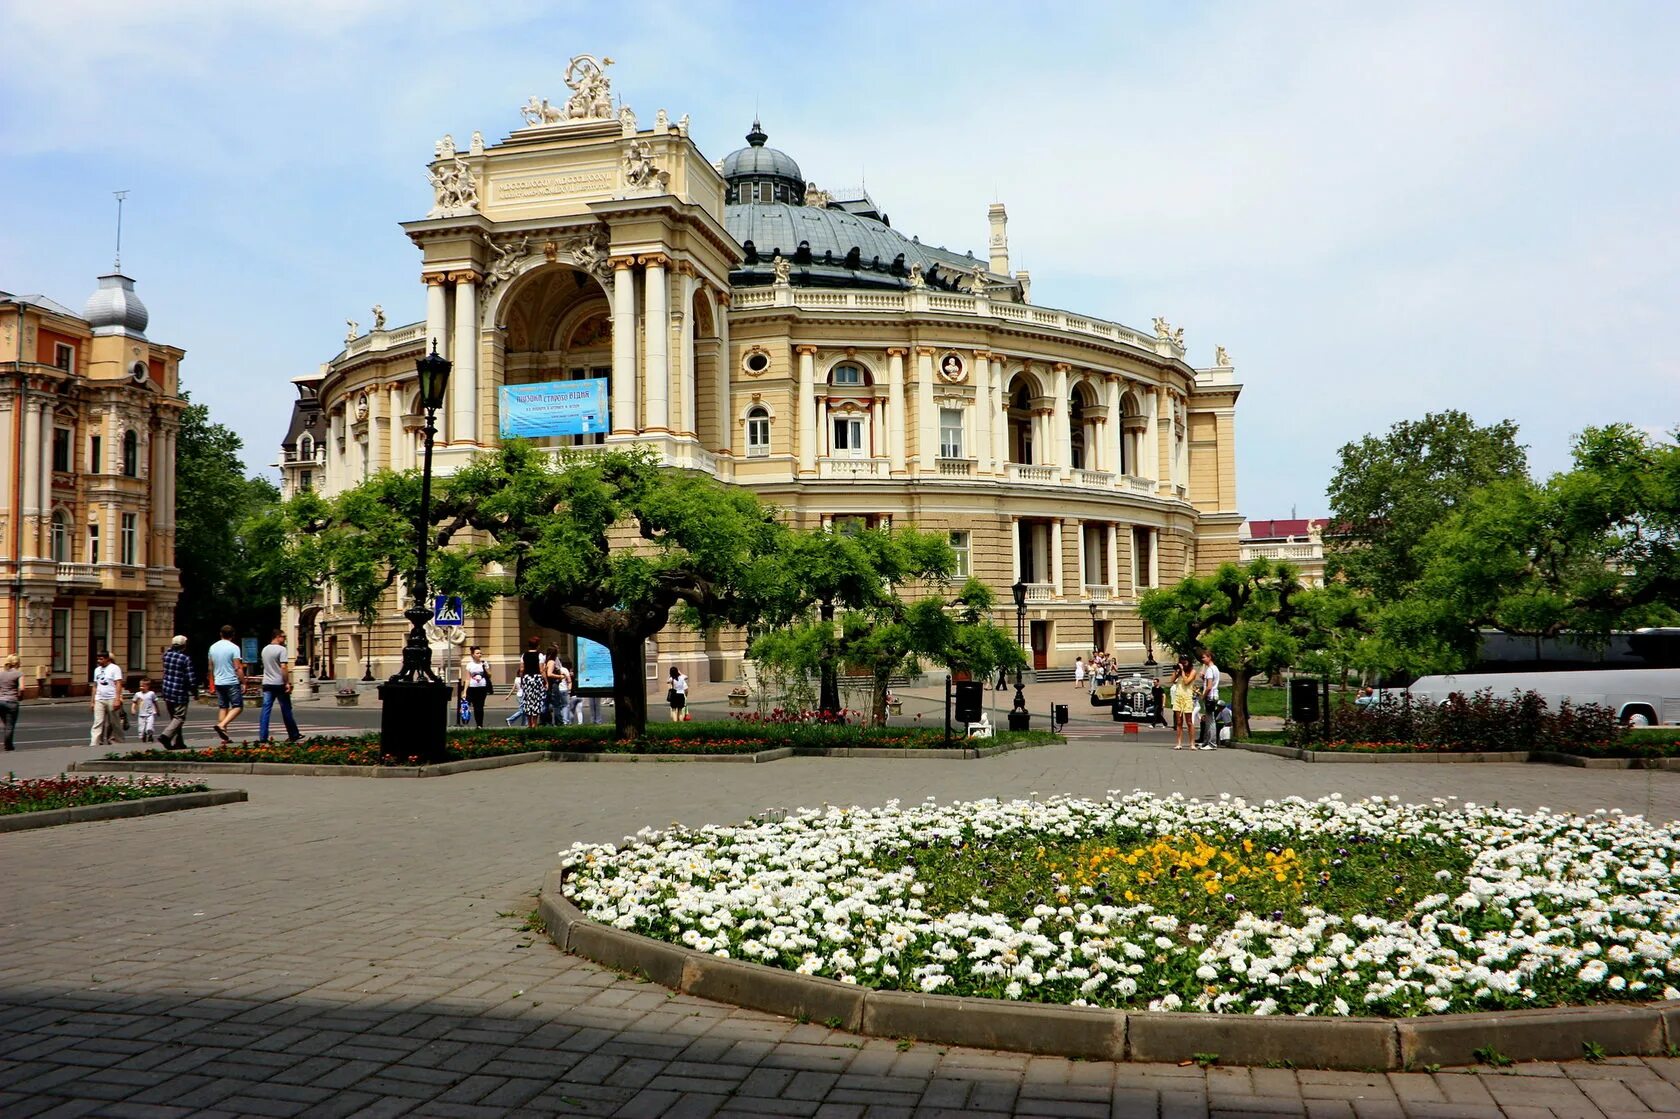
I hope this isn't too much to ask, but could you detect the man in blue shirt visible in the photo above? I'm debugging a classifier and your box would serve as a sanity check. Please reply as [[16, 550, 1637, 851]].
[[206, 625, 245, 744]]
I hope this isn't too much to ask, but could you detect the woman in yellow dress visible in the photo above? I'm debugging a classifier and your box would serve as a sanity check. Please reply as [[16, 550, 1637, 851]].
[[1170, 656, 1197, 749]]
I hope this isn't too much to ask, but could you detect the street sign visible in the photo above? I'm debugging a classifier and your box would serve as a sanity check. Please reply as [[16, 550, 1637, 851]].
[[431, 595, 464, 627]]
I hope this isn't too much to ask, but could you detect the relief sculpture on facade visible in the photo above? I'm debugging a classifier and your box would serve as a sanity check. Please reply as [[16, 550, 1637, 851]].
[[427, 156, 479, 218]]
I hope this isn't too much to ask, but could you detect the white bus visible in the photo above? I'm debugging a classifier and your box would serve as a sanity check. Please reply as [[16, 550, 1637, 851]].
[[1400, 669, 1680, 726]]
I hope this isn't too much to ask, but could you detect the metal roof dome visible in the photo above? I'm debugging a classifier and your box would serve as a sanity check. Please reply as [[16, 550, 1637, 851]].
[[83, 272, 149, 338], [719, 119, 803, 183]]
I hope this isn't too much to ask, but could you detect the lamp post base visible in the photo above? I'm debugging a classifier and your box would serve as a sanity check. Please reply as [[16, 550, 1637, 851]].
[[1008, 708, 1032, 731], [377, 679, 451, 764]]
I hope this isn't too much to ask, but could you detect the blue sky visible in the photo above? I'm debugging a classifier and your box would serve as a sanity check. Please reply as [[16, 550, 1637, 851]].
[[3, 1, 1675, 517]]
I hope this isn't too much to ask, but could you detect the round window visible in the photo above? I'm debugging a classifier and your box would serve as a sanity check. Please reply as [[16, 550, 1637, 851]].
[[743, 350, 770, 375]]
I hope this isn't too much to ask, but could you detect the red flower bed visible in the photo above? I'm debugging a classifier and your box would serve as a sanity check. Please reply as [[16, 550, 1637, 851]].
[[2, 773, 210, 815]]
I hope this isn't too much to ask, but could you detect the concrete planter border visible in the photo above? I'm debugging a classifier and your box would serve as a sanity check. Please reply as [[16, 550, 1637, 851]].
[[72, 738, 1043, 779], [1236, 743, 1680, 770], [538, 869, 1680, 1070], [0, 789, 248, 833]]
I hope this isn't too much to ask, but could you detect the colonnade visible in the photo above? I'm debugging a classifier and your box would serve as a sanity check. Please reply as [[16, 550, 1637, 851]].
[[1006, 514, 1157, 599]]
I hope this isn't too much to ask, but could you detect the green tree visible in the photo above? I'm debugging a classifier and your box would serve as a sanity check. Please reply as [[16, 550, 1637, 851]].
[[1326, 410, 1528, 602], [1139, 558, 1318, 740], [174, 397, 281, 651]]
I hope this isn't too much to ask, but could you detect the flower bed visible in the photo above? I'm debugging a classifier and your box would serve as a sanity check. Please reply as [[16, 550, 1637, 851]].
[[1285, 689, 1671, 756], [561, 793, 1680, 1017], [1, 773, 211, 815], [108, 722, 1058, 766]]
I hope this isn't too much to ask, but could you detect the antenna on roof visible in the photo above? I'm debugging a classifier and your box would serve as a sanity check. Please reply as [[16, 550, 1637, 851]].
[[112, 190, 130, 271]]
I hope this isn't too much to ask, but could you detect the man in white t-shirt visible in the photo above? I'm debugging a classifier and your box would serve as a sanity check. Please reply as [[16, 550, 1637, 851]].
[[1197, 650, 1221, 750], [90, 649, 125, 747]]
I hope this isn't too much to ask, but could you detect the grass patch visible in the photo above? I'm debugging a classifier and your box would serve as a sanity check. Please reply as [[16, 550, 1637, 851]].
[[1240, 730, 1289, 745], [2, 773, 210, 815]]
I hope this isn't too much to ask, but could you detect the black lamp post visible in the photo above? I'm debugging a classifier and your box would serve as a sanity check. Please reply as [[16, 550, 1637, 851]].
[[1009, 579, 1030, 730], [1144, 622, 1158, 667], [1087, 599, 1098, 655], [377, 341, 452, 763]]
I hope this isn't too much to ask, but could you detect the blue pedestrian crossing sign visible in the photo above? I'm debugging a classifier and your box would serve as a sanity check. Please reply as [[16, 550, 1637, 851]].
[[432, 595, 464, 627]]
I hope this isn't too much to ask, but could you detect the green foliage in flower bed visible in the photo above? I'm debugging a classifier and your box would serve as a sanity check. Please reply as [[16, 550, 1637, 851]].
[[2, 773, 210, 815], [109, 721, 1060, 766], [1286, 689, 1632, 755]]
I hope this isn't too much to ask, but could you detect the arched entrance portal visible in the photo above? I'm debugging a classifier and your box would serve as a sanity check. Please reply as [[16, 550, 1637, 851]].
[[497, 264, 615, 447]]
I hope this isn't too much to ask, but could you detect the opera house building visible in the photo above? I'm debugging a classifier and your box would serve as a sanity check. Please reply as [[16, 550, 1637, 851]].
[[279, 57, 1242, 684]]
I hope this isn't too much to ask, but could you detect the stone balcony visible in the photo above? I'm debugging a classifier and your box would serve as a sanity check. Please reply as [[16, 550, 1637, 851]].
[[818, 456, 887, 478]]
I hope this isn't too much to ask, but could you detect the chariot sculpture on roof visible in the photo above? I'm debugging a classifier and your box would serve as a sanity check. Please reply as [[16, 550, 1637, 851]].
[[564, 54, 615, 120]]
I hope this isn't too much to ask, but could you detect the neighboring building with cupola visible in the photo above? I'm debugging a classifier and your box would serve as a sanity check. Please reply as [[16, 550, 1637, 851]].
[[279, 56, 1243, 685], [0, 271, 185, 695]]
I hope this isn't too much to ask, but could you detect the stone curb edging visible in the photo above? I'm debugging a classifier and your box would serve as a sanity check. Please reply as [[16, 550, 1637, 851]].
[[71, 739, 1041, 778], [0, 789, 248, 833], [537, 869, 1680, 1070], [1236, 742, 1680, 770]]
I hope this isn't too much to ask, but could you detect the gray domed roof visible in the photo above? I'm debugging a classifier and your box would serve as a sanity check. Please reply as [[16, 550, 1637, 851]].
[[719, 120, 803, 183], [84, 272, 149, 338], [727, 203, 933, 271]]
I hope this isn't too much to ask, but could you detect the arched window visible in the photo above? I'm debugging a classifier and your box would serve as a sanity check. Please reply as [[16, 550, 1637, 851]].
[[50, 510, 67, 563], [829, 363, 866, 387], [1069, 393, 1087, 470], [745, 406, 771, 458], [298, 434, 315, 462], [122, 429, 139, 477]]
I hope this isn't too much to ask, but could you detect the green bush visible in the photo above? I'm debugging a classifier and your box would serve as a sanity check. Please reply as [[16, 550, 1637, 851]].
[[1285, 689, 1641, 755]]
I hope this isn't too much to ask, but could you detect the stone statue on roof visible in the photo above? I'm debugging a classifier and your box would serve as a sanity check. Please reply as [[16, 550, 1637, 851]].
[[772, 254, 791, 284], [564, 55, 615, 120], [1214, 345, 1230, 367], [427, 156, 479, 217]]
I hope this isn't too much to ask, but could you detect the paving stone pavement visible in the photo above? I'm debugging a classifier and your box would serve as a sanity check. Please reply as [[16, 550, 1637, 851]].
[[6, 737, 1680, 1117]]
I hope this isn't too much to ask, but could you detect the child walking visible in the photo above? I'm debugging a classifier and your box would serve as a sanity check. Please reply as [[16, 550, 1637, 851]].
[[132, 678, 160, 743]]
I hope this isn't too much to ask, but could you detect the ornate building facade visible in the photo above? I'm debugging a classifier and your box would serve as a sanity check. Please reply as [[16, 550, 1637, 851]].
[[0, 276, 184, 695], [280, 57, 1242, 683]]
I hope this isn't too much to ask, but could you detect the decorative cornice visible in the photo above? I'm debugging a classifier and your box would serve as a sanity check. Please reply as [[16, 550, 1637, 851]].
[[672, 260, 698, 278]]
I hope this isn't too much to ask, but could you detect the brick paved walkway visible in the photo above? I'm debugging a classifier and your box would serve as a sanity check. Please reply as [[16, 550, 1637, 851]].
[[6, 739, 1680, 1117]]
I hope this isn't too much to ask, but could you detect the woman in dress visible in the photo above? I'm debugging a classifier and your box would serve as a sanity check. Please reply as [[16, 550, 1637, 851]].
[[667, 665, 688, 722], [519, 647, 545, 728], [1073, 656, 1086, 691], [1170, 656, 1197, 749], [459, 646, 490, 728]]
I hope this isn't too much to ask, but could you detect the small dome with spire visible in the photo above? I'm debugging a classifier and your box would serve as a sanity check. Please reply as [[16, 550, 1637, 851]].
[[719, 119, 804, 188], [83, 272, 149, 339]]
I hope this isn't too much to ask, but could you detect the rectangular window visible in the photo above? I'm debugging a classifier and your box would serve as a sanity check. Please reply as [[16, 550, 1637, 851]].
[[52, 427, 71, 472], [299, 470, 313, 492], [127, 610, 146, 671], [90, 434, 102, 474], [746, 412, 771, 457], [88, 523, 100, 564], [831, 364, 863, 386], [1133, 526, 1154, 589], [121, 513, 138, 566], [832, 416, 865, 457], [832, 515, 870, 535], [51, 515, 67, 562], [949, 531, 971, 578], [939, 408, 965, 459], [51, 609, 69, 672], [88, 608, 109, 672], [54, 342, 74, 371]]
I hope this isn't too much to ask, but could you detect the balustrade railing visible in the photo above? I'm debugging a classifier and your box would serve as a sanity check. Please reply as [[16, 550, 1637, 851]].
[[1022, 582, 1055, 603], [937, 458, 976, 476], [1007, 462, 1058, 484], [818, 457, 886, 478], [1073, 468, 1114, 489]]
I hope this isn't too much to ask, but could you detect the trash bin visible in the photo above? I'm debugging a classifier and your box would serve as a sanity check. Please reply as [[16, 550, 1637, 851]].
[[1289, 679, 1319, 722], [954, 680, 983, 724], [1052, 703, 1069, 728]]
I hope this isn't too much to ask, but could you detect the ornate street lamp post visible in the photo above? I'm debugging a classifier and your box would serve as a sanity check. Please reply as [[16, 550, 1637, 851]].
[[377, 342, 452, 763], [1087, 599, 1098, 655], [1009, 579, 1031, 730]]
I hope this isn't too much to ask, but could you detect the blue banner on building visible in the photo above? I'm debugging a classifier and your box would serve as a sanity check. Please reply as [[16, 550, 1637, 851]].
[[574, 637, 615, 692], [499, 379, 609, 438]]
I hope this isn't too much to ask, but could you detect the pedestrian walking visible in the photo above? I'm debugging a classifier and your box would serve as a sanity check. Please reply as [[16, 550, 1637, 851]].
[[257, 630, 302, 743], [206, 626, 246, 743], [0, 654, 21, 751], [1073, 656, 1087, 691], [518, 646, 545, 727], [1169, 656, 1196, 749], [459, 645, 490, 728], [158, 636, 194, 749], [551, 653, 573, 726], [131, 679, 160, 742], [666, 666, 689, 722], [1197, 649, 1221, 750], [90, 650, 125, 747]]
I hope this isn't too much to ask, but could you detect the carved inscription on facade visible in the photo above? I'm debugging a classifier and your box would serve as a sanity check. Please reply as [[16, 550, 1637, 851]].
[[495, 172, 614, 202]]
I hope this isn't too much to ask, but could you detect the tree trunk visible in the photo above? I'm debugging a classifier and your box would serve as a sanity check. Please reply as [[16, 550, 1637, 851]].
[[610, 633, 649, 739], [1231, 669, 1255, 742], [871, 668, 890, 727], [818, 600, 840, 718]]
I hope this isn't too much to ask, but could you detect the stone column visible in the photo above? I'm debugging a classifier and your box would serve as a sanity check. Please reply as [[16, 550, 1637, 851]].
[[713, 291, 731, 453], [20, 399, 40, 559], [914, 347, 936, 473], [148, 425, 162, 566], [386, 382, 404, 470], [365, 387, 382, 471], [39, 403, 53, 558], [991, 357, 1008, 473], [1052, 363, 1072, 475], [972, 351, 992, 474], [886, 347, 907, 474], [450, 272, 479, 444], [1104, 374, 1122, 474], [641, 255, 669, 432], [676, 265, 697, 437], [795, 344, 818, 474], [1108, 524, 1120, 595], [423, 274, 449, 358], [162, 428, 176, 561], [610, 258, 638, 434], [1009, 515, 1021, 584], [1149, 527, 1160, 587], [1050, 518, 1064, 597]]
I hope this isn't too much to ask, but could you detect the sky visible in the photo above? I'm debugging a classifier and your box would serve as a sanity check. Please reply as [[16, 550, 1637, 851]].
[[3, 0, 1676, 517]]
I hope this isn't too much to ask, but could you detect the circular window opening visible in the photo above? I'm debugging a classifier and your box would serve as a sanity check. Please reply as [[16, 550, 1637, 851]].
[[744, 351, 770, 374]]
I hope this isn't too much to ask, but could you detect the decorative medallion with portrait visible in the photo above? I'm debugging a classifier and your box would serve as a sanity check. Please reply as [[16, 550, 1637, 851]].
[[936, 352, 967, 384]]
